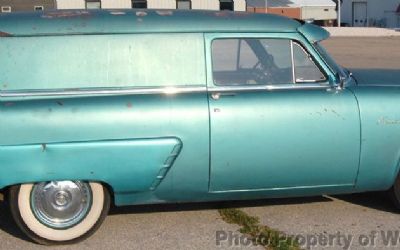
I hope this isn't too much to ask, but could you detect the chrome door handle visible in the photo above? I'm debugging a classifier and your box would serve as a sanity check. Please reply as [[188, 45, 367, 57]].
[[210, 92, 236, 100]]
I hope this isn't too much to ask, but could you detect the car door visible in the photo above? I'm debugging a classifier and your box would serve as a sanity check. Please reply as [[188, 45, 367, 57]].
[[205, 33, 361, 192]]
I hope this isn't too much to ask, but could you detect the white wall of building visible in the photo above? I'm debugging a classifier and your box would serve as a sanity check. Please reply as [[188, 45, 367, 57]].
[[147, 0, 175, 9], [56, 0, 85, 9], [234, 0, 247, 11], [102, 0, 131, 9], [192, 0, 219, 10], [302, 6, 337, 20], [340, 0, 400, 28]]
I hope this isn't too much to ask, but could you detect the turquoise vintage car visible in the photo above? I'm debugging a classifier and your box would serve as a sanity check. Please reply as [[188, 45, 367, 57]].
[[0, 9, 399, 244]]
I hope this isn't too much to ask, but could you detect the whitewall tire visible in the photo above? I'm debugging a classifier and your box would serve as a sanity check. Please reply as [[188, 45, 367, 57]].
[[9, 181, 110, 245]]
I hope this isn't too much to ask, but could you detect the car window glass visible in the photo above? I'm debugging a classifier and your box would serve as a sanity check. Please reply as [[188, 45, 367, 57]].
[[212, 39, 239, 72], [238, 40, 259, 69], [212, 38, 293, 86], [293, 43, 326, 83], [260, 40, 292, 70]]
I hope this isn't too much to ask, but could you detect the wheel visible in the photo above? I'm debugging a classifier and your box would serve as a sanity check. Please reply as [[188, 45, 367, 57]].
[[9, 181, 110, 245], [390, 174, 400, 210]]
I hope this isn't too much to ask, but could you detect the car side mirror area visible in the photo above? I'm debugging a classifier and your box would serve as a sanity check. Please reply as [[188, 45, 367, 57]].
[[333, 73, 346, 90]]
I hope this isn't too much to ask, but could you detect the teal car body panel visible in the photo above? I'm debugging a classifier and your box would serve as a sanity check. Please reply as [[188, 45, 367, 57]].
[[208, 88, 360, 191], [348, 86, 400, 191], [0, 9, 301, 36], [0, 10, 399, 206], [0, 137, 182, 193], [0, 93, 210, 205], [298, 23, 330, 43]]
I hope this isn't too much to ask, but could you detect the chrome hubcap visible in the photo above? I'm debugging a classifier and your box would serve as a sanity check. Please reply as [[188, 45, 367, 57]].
[[30, 181, 92, 229]]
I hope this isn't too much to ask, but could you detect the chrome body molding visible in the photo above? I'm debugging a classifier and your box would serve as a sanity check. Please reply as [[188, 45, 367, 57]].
[[0, 84, 332, 98], [0, 86, 207, 98], [209, 83, 331, 93]]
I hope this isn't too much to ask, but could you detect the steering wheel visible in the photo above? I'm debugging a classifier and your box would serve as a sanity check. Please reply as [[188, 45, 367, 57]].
[[252, 56, 283, 84], [252, 61, 273, 84]]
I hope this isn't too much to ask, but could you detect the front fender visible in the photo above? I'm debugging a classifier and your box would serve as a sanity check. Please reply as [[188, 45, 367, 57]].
[[350, 86, 400, 191]]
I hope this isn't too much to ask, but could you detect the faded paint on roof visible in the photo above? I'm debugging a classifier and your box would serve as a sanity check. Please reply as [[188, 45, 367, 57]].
[[249, 0, 336, 8], [0, 9, 302, 37]]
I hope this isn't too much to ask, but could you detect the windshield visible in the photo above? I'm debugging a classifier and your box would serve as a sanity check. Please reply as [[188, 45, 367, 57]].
[[313, 42, 347, 80]]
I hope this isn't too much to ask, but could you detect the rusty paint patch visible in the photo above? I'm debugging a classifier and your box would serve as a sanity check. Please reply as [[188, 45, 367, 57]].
[[42, 11, 90, 19], [234, 11, 251, 16], [0, 31, 12, 37], [156, 10, 173, 16], [214, 11, 230, 17], [378, 117, 400, 125], [110, 11, 126, 15], [4, 102, 14, 107], [126, 102, 132, 108], [136, 11, 147, 17], [330, 109, 346, 120]]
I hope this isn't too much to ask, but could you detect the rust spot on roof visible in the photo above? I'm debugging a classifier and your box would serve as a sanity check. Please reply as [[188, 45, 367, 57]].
[[0, 31, 12, 37], [156, 10, 173, 16], [136, 11, 147, 17], [126, 102, 132, 108], [42, 11, 91, 19], [110, 11, 126, 16], [4, 102, 14, 107], [214, 11, 230, 17], [233, 12, 251, 17]]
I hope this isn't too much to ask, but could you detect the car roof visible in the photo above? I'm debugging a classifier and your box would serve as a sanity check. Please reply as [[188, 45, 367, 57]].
[[0, 9, 302, 37]]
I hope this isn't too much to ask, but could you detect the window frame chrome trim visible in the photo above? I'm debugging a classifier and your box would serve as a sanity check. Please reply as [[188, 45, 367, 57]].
[[0, 83, 333, 98], [292, 41, 327, 84], [290, 40, 296, 84], [209, 83, 331, 93], [0, 86, 207, 98]]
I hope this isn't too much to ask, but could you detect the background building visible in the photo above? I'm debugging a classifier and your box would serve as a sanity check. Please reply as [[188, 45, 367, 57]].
[[340, 0, 400, 28], [2, 0, 399, 29], [247, 0, 337, 25], [0, 0, 55, 12], [55, 0, 246, 11]]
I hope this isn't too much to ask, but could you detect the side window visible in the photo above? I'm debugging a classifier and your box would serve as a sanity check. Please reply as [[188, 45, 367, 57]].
[[293, 42, 326, 83], [212, 38, 293, 86], [0, 34, 205, 90]]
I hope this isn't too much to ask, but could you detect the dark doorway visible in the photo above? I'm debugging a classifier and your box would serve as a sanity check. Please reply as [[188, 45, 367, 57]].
[[220, 0, 234, 11], [132, 0, 147, 8]]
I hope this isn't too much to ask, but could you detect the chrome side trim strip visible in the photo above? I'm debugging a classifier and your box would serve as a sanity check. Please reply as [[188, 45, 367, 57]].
[[0, 86, 207, 98], [209, 84, 330, 92], [290, 40, 296, 84], [0, 84, 331, 98]]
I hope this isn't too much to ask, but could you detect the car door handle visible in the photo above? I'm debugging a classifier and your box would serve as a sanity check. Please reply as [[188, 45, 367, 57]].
[[210, 92, 236, 100]]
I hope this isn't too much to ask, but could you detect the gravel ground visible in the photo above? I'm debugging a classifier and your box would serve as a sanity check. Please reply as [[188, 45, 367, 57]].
[[242, 193, 400, 250], [0, 37, 399, 250], [325, 27, 400, 37], [0, 201, 262, 250], [322, 37, 400, 85]]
